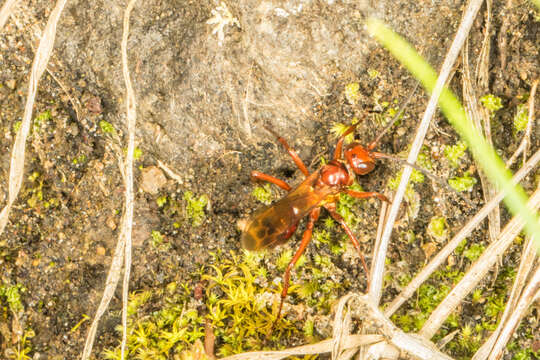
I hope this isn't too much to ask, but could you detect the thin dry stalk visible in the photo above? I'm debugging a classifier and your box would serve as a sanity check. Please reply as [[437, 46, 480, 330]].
[[157, 160, 185, 184], [81, 1, 139, 359], [506, 79, 538, 167], [472, 235, 538, 360], [0, 0, 68, 235], [0, 0, 19, 29], [369, 0, 485, 303], [218, 334, 384, 360], [346, 294, 453, 360], [419, 187, 540, 339], [462, 0, 501, 246], [497, 0, 513, 71], [384, 149, 540, 316], [332, 293, 356, 359], [486, 264, 540, 360], [81, 220, 127, 360], [120, 0, 138, 358]]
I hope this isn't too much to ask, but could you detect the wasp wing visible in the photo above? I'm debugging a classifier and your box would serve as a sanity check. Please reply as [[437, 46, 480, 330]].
[[241, 171, 335, 250]]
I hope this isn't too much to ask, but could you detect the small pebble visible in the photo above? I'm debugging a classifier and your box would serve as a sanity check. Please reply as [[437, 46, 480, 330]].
[[140, 166, 167, 194], [5, 79, 16, 89]]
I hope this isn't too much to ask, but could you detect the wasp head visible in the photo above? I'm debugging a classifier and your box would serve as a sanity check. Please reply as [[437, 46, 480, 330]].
[[344, 143, 376, 175]]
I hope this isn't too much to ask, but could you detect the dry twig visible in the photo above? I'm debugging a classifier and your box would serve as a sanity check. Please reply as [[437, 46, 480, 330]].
[[472, 235, 538, 360], [369, 0, 486, 303], [0, 0, 67, 234], [485, 264, 540, 360], [385, 149, 540, 316], [0, 0, 19, 29], [419, 187, 540, 339], [81, 1, 139, 359], [462, 33, 501, 246], [219, 334, 384, 360]]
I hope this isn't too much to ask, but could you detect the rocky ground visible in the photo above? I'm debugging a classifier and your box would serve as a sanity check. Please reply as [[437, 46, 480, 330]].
[[0, 0, 538, 359]]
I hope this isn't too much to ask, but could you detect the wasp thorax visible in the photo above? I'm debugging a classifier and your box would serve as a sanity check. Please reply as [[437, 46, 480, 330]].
[[344, 143, 375, 175], [319, 161, 351, 187]]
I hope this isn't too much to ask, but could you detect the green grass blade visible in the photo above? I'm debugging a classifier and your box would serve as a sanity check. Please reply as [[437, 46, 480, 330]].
[[366, 18, 540, 250]]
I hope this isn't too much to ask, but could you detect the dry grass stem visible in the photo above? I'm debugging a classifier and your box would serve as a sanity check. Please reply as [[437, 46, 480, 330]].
[[369, 0, 486, 303], [462, 2, 501, 246], [82, 220, 127, 360], [120, 0, 138, 358], [497, 0, 513, 71], [0, 0, 68, 235], [219, 334, 384, 360], [486, 264, 540, 360], [346, 294, 453, 360], [385, 148, 540, 316], [506, 79, 538, 167], [472, 235, 538, 359], [45, 67, 82, 123], [332, 294, 352, 359], [81, 1, 139, 359], [157, 160, 185, 185], [0, 0, 19, 29], [419, 187, 540, 339]]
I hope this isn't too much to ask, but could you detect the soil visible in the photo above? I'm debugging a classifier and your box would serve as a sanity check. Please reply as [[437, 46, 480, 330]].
[[0, 0, 538, 359]]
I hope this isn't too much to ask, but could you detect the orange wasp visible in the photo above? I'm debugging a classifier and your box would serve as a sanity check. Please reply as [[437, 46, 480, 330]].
[[241, 121, 394, 323]]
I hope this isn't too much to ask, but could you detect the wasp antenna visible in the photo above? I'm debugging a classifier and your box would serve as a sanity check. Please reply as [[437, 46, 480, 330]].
[[333, 122, 360, 160], [372, 152, 475, 207], [367, 82, 420, 150]]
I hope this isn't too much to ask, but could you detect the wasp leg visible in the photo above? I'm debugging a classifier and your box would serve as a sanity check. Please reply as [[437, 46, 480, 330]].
[[346, 190, 390, 203], [274, 207, 320, 327], [251, 170, 292, 192], [264, 125, 310, 177], [324, 203, 370, 289]]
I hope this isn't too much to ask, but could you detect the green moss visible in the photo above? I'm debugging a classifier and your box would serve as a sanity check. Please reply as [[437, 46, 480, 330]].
[[102, 289, 205, 360], [427, 216, 448, 242], [444, 141, 467, 168], [156, 195, 167, 207], [33, 110, 52, 133], [133, 147, 143, 160], [344, 82, 360, 104], [337, 182, 364, 228], [479, 94, 503, 113], [251, 183, 273, 205], [12, 120, 22, 133], [183, 191, 209, 227], [508, 342, 540, 360], [455, 239, 467, 255], [513, 103, 529, 134], [463, 243, 485, 261], [449, 173, 477, 192], [0, 283, 25, 313], [28, 171, 40, 182], [367, 68, 379, 78], [276, 249, 293, 271], [202, 251, 300, 357], [99, 120, 117, 135], [313, 228, 331, 246], [485, 292, 506, 318], [72, 154, 87, 165], [417, 146, 434, 170], [387, 168, 423, 190], [323, 217, 335, 229], [471, 289, 484, 304], [454, 324, 482, 354], [6, 329, 34, 360], [330, 118, 358, 144], [151, 230, 164, 247]]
